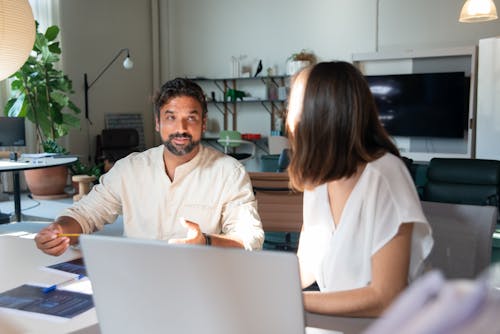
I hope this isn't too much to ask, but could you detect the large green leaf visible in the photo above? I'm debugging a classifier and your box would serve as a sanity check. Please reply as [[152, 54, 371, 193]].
[[33, 31, 46, 54], [46, 53, 60, 63], [48, 101, 63, 123], [50, 91, 69, 108], [67, 100, 81, 114], [48, 41, 61, 54], [40, 43, 52, 63], [10, 79, 24, 91], [5, 95, 28, 117], [45, 26, 59, 42], [62, 113, 81, 127], [4, 98, 17, 116]]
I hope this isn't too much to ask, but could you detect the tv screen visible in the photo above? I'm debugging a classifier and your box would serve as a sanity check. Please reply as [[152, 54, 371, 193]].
[[365, 72, 469, 138], [0, 117, 26, 146]]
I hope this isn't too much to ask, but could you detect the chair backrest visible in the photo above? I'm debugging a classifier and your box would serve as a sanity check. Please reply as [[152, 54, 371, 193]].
[[423, 158, 500, 208], [249, 172, 303, 233], [277, 149, 290, 172], [421, 200, 498, 279], [96, 128, 140, 166], [101, 128, 139, 149]]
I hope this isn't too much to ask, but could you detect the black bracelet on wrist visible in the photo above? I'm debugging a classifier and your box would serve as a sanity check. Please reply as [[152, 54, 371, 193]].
[[203, 233, 212, 246]]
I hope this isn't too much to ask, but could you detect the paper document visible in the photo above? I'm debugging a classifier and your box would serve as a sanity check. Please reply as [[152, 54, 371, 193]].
[[46, 258, 87, 277], [0, 284, 93, 318]]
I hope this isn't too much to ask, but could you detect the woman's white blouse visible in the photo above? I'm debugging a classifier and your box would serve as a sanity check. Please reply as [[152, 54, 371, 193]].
[[297, 153, 433, 291]]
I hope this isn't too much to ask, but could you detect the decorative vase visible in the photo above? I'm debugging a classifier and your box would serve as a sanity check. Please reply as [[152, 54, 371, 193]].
[[286, 60, 311, 75], [24, 166, 70, 199]]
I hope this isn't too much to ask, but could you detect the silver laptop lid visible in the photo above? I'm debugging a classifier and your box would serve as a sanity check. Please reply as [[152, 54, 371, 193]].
[[80, 235, 305, 334]]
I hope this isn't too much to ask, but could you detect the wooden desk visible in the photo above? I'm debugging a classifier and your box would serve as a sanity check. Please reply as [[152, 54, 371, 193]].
[[0, 156, 78, 222]]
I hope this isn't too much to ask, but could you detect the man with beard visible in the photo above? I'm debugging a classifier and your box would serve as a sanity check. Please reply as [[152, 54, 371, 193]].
[[35, 78, 264, 256]]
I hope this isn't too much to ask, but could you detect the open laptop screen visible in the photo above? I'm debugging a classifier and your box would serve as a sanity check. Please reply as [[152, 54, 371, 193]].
[[80, 235, 305, 334]]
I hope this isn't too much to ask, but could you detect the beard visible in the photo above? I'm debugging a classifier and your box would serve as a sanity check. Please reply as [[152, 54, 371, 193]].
[[163, 132, 200, 156]]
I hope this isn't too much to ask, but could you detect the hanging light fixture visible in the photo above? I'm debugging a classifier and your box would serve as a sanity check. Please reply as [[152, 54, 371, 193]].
[[459, 0, 498, 23], [0, 0, 36, 81]]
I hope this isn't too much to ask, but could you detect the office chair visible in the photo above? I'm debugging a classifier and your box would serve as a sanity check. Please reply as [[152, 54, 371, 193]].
[[277, 149, 290, 172], [96, 128, 140, 172], [421, 201, 498, 279], [422, 158, 500, 266], [423, 158, 500, 209]]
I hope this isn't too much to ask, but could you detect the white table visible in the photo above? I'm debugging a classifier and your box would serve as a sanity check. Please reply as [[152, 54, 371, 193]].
[[0, 156, 78, 222], [0, 235, 97, 334], [0, 223, 373, 334]]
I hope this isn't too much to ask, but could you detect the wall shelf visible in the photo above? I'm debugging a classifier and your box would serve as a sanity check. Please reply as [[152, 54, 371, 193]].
[[193, 76, 289, 132]]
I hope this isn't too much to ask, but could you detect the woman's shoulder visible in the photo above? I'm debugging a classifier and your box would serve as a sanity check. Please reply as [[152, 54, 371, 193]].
[[367, 153, 409, 179], [363, 153, 418, 202]]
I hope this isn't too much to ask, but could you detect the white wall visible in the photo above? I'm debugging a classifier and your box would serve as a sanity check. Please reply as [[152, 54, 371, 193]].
[[164, 0, 500, 78], [58, 0, 155, 164], [477, 37, 500, 159], [55, 0, 500, 163], [161, 0, 500, 160], [163, 0, 372, 78]]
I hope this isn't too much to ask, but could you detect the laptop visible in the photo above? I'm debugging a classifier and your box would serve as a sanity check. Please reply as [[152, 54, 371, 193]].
[[79, 235, 305, 334]]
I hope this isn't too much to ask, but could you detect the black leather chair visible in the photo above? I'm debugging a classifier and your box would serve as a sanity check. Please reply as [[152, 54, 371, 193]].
[[422, 158, 500, 209], [95, 128, 140, 172], [422, 158, 500, 271]]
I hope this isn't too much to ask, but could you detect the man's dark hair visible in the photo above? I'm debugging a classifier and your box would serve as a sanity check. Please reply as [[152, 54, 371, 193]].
[[153, 78, 208, 119]]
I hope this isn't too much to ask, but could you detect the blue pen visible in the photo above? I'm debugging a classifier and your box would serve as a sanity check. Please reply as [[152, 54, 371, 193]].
[[42, 274, 85, 293]]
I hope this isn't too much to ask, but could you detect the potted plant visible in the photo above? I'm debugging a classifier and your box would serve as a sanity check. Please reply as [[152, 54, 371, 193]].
[[286, 49, 317, 75], [4, 22, 81, 198]]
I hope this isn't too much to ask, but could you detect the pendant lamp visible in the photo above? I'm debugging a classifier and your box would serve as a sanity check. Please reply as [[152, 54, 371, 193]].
[[459, 0, 498, 23], [0, 0, 36, 81]]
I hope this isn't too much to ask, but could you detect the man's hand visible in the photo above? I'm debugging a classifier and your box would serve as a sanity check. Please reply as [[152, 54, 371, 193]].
[[168, 218, 206, 245], [34, 223, 70, 256]]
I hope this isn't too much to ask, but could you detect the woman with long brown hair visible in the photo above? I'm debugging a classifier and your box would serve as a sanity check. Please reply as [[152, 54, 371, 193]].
[[286, 61, 433, 317]]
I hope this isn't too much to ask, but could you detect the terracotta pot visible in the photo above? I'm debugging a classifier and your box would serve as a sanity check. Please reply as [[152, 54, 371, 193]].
[[24, 166, 70, 199]]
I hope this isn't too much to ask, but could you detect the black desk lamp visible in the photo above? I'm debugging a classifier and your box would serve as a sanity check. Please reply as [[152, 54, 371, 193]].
[[83, 48, 133, 125]]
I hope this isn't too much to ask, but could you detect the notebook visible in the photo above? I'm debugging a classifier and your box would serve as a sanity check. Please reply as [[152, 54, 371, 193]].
[[79, 235, 305, 334]]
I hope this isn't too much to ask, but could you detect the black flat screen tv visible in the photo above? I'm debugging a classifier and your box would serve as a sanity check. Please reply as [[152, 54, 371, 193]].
[[0, 117, 26, 146], [365, 72, 470, 138]]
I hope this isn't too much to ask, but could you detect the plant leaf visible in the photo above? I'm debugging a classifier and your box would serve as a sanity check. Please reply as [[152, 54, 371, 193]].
[[48, 41, 61, 54], [4, 98, 16, 116], [62, 113, 81, 127], [6, 95, 27, 117], [50, 91, 69, 108], [7, 22, 81, 147], [68, 100, 81, 114], [45, 26, 60, 42]]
